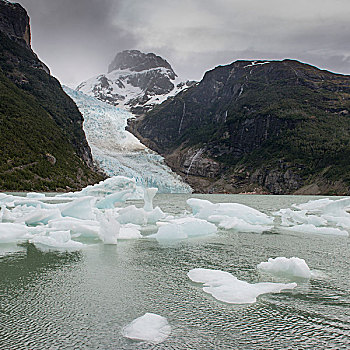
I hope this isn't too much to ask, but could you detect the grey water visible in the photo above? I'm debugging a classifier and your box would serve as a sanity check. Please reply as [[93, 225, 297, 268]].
[[0, 194, 349, 349]]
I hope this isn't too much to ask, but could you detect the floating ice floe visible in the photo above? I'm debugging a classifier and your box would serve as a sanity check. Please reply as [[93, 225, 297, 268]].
[[48, 217, 100, 238], [257, 257, 312, 279], [96, 190, 132, 209], [60, 196, 97, 220], [143, 188, 158, 212], [122, 313, 171, 343], [151, 217, 217, 241], [0, 223, 29, 243], [275, 197, 350, 236], [187, 198, 273, 233], [117, 205, 165, 226], [17, 208, 62, 226], [98, 211, 120, 244], [188, 268, 297, 304], [59, 176, 138, 198], [119, 224, 142, 240], [30, 230, 85, 251]]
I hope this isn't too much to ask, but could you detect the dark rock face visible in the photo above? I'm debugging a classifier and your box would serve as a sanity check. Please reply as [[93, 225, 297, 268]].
[[128, 59, 350, 194], [108, 50, 176, 77], [0, 0, 30, 48], [0, 0, 103, 190]]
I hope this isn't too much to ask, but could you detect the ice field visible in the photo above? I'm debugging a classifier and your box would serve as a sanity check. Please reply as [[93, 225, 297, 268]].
[[63, 87, 192, 193], [0, 181, 349, 348]]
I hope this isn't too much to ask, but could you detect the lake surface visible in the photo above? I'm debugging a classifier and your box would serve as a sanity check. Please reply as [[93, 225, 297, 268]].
[[0, 194, 349, 349]]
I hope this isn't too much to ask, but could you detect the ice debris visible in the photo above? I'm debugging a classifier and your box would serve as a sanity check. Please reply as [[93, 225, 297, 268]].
[[30, 230, 85, 251], [98, 211, 120, 244], [188, 268, 297, 304], [187, 198, 273, 232], [122, 313, 171, 343], [151, 217, 217, 241], [257, 257, 312, 279], [275, 197, 350, 236]]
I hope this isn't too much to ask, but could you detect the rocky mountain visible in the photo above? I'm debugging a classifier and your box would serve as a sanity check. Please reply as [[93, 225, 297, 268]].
[[0, 0, 103, 191], [128, 59, 350, 195], [77, 50, 195, 114]]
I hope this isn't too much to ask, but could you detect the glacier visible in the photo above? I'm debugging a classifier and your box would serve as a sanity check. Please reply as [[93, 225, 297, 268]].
[[63, 86, 192, 193]]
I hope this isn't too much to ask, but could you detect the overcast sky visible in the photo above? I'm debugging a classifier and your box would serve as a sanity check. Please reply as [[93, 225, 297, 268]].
[[17, 0, 350, 88]]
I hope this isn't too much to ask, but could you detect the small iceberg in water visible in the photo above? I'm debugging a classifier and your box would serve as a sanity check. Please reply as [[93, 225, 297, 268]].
[[122, 313, 171, 343]]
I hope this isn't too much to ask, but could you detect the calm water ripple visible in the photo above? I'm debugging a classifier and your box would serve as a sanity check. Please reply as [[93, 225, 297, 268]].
[[0, 194, 349, 349]]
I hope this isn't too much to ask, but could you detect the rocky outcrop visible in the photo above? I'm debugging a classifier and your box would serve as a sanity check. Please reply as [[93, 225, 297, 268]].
[[0, 0, 30, 48], [128, 59, 350, 194], [77, 50, 195, 114]]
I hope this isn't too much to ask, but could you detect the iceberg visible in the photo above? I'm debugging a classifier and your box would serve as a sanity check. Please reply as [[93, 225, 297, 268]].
[[122, 313, 171, 343], [0, 223, 28, 243], [187, 198, 274, 225], [98, 211, 120, 244], [143, 188, 158, 212], [30, 230, 85, 251], [117, 205, 165, 226], [210, 215, 272, 233], [257, 257, 312, 279], [188, 268, 297, 304], [96, 190, 132, 209], [17, 208, 61, 226], [48, 217, 100, 238], [60, 176, 138, 198], [151, 217, 217, 241], [60, 196, 96, 220], [119, 225, 142, 239]]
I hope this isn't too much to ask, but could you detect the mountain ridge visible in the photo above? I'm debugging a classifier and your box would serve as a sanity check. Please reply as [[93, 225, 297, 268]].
[[77, 49, 195, 114], [128, 59, 350, 195]]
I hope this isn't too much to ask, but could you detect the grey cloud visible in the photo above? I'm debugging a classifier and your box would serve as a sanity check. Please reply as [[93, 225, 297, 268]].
[[15, 0, 350, 86]]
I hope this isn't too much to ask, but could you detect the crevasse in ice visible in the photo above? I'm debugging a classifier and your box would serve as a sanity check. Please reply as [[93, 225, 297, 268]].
[[63, 86, 192, 194]]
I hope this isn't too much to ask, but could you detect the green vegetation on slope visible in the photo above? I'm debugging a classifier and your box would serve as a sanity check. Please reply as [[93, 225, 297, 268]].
[[0, 69, 102, 191]]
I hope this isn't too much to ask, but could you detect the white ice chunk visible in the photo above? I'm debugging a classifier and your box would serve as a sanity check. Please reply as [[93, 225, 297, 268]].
[[117, 205, 147, 225], [30, 230, 84, 250], [143, 188, 158, 212], [60, 196, 96, 220], [257, 257, 312, 278], [48, 217, 100, 237], [292, 198, 333, 212], [187, 198, 273, 225], [119, 225, 142, 239], [0, 205, 15, 222], [284, 224, 348, 236], [17, 208, 61, 225], [209, 215, 272, 233], [188, 268, 297, 304], [145, 206, 165, 224], [122, 313, 171, 343], [60, 176, 137, 198], [151, 217, 217, 241], [0, 223, 28, 243], [96, 190, 132, 209], [98, 211, 120, 244]]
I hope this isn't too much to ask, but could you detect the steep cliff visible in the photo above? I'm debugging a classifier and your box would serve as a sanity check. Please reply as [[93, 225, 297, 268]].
[[128, 60, 350, 194], [0, 0, 103, 191]]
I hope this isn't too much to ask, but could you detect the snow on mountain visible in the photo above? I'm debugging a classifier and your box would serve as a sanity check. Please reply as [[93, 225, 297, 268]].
[[63, 86, 192, 193], [76, 50, 195, 113]]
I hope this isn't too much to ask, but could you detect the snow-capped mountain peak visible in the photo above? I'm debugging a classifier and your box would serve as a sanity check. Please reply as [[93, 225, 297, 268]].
[[76, 50, 195, 114]]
